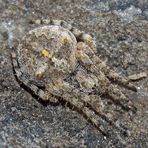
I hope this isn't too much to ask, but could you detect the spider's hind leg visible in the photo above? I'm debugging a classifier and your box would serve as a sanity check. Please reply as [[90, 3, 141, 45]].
[[62, 92, 109, 137], [56, 80, 128, 136], [80, 94, 128, 134]]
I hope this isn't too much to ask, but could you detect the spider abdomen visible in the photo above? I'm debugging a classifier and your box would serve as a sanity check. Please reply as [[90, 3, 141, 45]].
[[18, 25, 77, 81]]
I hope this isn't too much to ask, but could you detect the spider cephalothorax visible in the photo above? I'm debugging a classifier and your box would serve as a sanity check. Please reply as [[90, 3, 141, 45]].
[[11, 19, 137, 137]]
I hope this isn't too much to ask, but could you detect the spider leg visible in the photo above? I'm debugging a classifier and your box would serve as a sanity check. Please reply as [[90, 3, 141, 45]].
[[76, 42, 137, 92], [93, 57, 137, 92], [93, 70, 136, 112], [61, 89, 110, 137], [107, 70, 137, 92], [81, 95, 129, 135], [94, 59, 137, 92], [46, 80, 108, 136], [30, 19, 72, 30], [105, 83, 137, 112], [11, 51, 58, 102], [48, 79, 127, 135], [76, 49, 136, 112]]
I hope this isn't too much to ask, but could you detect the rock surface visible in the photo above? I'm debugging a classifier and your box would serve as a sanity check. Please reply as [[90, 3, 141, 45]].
[[0, 0, 148, 147]]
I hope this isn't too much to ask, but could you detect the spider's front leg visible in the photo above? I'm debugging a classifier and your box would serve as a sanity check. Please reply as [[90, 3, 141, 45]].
[[11, 51, 58, 103], [76, 42, 137, 112], [76, 42, 137, 92]]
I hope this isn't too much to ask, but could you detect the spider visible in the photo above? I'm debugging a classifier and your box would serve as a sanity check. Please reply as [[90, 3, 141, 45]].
[[11, 19, 137, 137]]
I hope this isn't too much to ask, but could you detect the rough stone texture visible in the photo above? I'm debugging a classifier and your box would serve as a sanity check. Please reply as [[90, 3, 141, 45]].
[[0, 0, 148, 147]]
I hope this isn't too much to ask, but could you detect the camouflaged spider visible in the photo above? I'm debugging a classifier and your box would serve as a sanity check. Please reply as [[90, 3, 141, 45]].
[[11, 19, 137, 137]]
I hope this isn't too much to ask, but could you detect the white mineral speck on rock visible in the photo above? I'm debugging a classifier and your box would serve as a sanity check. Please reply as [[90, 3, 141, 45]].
[[0, 21, 15, 48], [113, 5, 142, 22]]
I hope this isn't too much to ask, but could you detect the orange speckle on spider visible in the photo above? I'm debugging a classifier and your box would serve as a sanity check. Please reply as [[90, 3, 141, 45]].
[[41, 49, 49, 57]]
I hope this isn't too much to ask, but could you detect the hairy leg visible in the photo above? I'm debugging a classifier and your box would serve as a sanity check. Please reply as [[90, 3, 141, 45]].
[[76, 46, 136, 112], [62, 92, 109, 136], [76, 42, 137, 92], [47, 79, 127, 135], [91, 69, 136, 112]]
